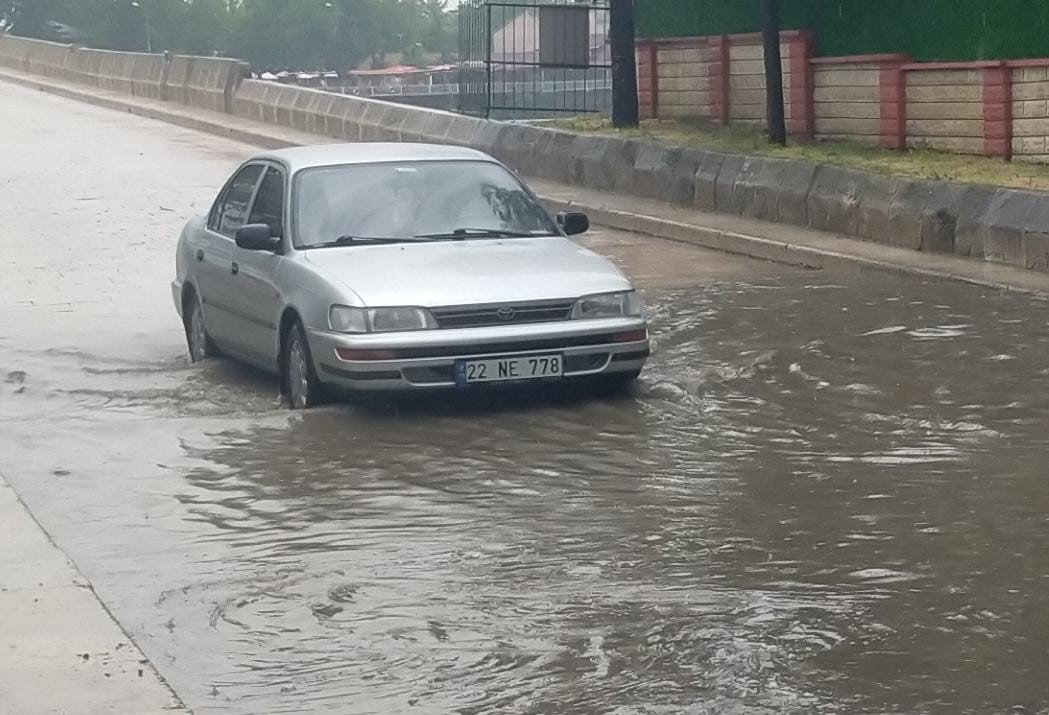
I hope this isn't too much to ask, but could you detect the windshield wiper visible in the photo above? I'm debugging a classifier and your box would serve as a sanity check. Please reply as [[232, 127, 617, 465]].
[[414, 228, 541, 240], [308, 235, 411, 249]]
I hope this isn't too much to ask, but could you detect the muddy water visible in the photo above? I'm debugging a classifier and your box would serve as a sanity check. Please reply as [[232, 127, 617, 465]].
[[2, 271, 1049, 714]]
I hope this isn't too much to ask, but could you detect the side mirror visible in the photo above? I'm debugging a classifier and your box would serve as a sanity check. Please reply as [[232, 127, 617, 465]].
[[557, 211, 589, 236], [235, 223, 281, 252]]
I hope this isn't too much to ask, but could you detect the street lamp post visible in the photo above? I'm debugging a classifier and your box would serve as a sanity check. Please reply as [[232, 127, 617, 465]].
[[131, 0, 152, 53]]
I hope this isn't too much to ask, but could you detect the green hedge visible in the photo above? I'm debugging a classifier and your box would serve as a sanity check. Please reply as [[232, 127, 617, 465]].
[[636, 0, 1049, 62]]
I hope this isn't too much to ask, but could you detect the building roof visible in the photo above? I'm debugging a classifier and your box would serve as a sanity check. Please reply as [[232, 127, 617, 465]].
[[252, 142, 493, 172]]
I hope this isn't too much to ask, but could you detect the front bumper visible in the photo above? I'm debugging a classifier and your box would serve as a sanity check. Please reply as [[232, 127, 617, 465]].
[[308, 317, 650, 391]]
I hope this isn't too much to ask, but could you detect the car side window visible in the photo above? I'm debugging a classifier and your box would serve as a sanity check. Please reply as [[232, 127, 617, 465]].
[[248, 167, 285, 238], [214, 164, 264, 237]]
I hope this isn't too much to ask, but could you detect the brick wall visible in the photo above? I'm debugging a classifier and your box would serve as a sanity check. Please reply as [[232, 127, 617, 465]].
[[726, 37, 792, 127], [1011, 62, 1049, 162], [812, 60, 882, 143], [635, 31, 812, 137], [636, 31, 1049, 164], [905, 68, 984, 154], [658, 40, 711, 119]]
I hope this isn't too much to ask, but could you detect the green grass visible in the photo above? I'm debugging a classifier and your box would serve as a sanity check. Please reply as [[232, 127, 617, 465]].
[[550, 117, 1049, 192]]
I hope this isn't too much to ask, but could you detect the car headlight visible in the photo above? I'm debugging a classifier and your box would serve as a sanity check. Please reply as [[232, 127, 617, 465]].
[[329, 305, 437, 333], [571, 291, 643, 320]]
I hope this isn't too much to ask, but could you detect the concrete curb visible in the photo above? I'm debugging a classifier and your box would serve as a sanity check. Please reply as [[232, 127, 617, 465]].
[[539, 195, 1049, 295], [3, 68, 1049, 299]]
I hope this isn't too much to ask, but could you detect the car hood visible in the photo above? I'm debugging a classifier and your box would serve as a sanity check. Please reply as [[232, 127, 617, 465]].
[[303, 237, 633, 307]]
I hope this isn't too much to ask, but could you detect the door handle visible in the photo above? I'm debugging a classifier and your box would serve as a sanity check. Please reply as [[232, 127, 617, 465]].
[[231, 262, 239, 275], [195, 249, 204, 262]]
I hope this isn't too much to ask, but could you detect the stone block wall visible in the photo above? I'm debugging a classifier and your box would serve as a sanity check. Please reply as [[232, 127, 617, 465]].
[[812, 59, 882, 143], [726, 36, 792, 128], [637, 38, 711, 120], [905, 67, 984, 154], [1011, 62, 1049, 162], [659, 39, 711, 120]]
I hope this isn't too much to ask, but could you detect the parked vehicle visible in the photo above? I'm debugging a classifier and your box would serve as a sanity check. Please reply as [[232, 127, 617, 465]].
[[173, 143, 649, 408]]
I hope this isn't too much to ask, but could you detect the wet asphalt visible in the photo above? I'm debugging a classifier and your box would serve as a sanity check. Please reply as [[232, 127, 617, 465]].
[[3, 82, 1049, 714]]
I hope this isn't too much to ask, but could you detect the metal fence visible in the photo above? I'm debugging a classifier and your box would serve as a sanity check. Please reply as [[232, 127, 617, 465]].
[[458, 0, 612, 119]]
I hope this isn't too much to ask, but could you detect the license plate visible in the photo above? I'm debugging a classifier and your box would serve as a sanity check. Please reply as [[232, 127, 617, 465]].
[[456, 354, 564, 385]]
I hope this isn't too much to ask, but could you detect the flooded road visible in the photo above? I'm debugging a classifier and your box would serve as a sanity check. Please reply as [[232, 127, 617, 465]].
[[3, 82, 1049, 714]]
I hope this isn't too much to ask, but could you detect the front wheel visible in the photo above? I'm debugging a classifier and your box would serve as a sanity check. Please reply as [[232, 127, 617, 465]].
[[282, 321, 325, 409], [185, 293, 218, 362]]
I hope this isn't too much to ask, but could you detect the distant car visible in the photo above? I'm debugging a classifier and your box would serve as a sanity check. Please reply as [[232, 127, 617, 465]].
[[172, 143, 649, 408]]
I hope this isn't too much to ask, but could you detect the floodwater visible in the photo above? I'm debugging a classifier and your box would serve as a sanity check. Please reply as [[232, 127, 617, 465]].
[[5, 271, 1049, 714], [3, 81, 1049, 714]]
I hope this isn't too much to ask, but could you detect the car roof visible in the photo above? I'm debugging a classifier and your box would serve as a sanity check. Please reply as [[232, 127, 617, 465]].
[[251, 143, 496, 173]]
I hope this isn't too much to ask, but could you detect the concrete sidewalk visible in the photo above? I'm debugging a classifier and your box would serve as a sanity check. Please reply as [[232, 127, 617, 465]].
[[0, 472, 185, 713], [4, 66, 1049, 298]]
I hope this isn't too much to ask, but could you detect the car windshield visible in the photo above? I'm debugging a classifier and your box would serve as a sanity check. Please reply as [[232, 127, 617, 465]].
[[293, 160, 560, 248]]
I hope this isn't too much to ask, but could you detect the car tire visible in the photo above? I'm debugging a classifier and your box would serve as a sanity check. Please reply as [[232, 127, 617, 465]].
[[282, 320, 325, 409], [185, 293, 218, 363]]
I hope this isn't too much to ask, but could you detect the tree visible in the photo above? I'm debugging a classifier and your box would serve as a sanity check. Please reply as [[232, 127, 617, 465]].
[[4, 0, 457, 70], [762, 0, 787, 145], [610, 0, 639, 128], [3, 0, 63, 38]]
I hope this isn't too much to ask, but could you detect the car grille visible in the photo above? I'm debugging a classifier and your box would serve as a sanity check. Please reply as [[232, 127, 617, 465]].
[[431, 300, 574, 329]]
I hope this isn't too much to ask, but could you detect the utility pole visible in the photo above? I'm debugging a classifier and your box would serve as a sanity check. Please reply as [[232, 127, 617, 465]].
[[131, 0, 152, 53], [762, 0, 786, 145], [609, 0, 639, 128]]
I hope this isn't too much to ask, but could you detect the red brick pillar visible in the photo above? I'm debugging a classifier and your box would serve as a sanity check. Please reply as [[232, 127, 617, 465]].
[[647, 40, 660, 120], [709, 35, 730, 126], [879, 59, 907, 150], [983, 63, 1012, 160], [636, 41, 655, 120], [787, 30, 814, 139]]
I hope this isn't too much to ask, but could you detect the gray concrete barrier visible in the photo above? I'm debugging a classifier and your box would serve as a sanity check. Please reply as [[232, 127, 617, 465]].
[[0, 34, 39, 71], [18, 37, 76, 79], [164, 55, 245, 113], [77, 48, 166, 98]]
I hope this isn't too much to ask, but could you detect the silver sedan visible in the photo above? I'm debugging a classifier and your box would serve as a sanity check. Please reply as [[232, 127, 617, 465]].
[[172, 143, 650, 408]]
